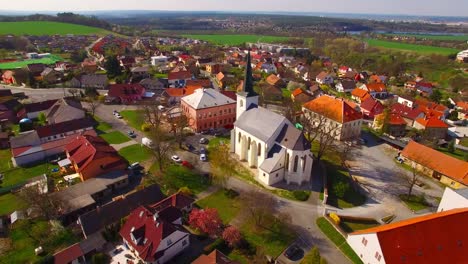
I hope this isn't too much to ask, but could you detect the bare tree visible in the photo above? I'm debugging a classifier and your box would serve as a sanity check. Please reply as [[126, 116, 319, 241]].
[[282, 96, 302, 124], [301, 110, 341, 162], [397, 162, 423, 198], [86, 96, 102, 117], [140, 102, 164, 128], [169, 114, 189, 149], [210, 143, 236, 188], [68, 88, 79, 98], [336, 141, 357, 169], [148, 126, 172, 173], [240, 190, 277, 228]]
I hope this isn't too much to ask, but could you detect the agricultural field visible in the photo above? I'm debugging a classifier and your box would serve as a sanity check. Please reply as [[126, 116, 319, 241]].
[[365, 39, 459, 56], [182, 34, 289, 45], [384, 33, 468, 41], [0, 21, 109, 36], [0, 54, 64, 70]]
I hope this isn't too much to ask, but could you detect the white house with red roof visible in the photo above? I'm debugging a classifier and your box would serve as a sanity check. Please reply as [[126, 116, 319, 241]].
[[347, 208, 468, 264]]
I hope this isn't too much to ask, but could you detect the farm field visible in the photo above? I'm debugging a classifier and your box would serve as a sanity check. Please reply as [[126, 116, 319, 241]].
[[0, 54, 64, 70], [182, 34, 289, 45], [0, 21, 109, 36], [384, 33, 468, 41], [365, 39, 459, 56]]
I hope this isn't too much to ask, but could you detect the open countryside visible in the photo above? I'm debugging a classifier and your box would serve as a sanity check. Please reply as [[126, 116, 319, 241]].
[[182, 34, 289, 45], [0, 21, 109, 36], [365, 39, 460, 55], [385, 33, 468, 41]]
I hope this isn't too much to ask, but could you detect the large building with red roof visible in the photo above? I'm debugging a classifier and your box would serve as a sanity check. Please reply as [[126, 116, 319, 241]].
[[413, 116, 449, 139], [347, 208, 468, 264], [303, 95, 363, 141], [106, 84, 146, 104]]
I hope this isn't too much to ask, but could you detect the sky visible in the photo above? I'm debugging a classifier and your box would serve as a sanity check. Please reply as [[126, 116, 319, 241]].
[[2, 0, 468, 17]]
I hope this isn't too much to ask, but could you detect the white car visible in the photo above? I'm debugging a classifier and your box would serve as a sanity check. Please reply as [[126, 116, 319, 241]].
[[200, 153, 207, 162], [115, 113, 123, 119], [171, 155, 182, 163]]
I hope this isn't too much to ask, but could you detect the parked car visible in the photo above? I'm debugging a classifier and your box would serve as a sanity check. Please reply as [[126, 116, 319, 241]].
[[200, 153, 207, 162], [127, 131, 136, 138], [157, 105, 166, 111], [200, 147, 206, 154], [128, 162, 141, 170], [201, 130, 210, 135], [115, 113, 122, 119], [284, 245, 302, 259], [214, 131, 222, 137], [395, 156, 404, 164], [185, 143, 196, 152], [142, 137, 154, 148], [199, 137, 209, 144], [113, 110, 119, 115], [181, 161, 193, 169], [171, 155, 182, 163]]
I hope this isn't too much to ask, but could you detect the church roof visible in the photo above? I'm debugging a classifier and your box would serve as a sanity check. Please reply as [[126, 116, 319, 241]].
[[260, 144, 285, 173], [235, 106, 287, 142], [275, 124, 311, 151], [238, 50, 258, 98]]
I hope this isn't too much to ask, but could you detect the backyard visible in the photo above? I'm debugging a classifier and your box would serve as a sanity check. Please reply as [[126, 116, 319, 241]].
[[100, 131, 131, 145], [118, 144, 153, 163]]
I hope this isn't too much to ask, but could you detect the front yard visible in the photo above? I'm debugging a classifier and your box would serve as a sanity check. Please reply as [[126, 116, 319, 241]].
[[118, 144, 153, 163], [100, 131, 131, 145], [94, 116, 112, 133], [148, 163, 211, 195], [399, 194, 430, 211], [120, 110, 145, 131], [196, 190, 241, 224]]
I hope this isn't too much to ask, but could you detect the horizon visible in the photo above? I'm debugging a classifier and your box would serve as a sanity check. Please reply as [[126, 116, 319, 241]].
[[1, 0, 468, 17]]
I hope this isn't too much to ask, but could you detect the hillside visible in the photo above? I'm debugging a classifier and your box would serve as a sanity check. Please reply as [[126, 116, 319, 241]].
[[0, 21, 111, 36]]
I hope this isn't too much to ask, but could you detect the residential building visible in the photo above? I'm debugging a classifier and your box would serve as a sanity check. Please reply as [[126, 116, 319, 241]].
[[231, 52, 313, 186], [40, 67, 63, 84], [303, 95, 363, 141], [162, 86, 198, 105], [45, 98, 85, 124], [81, 59, 98, 73], [192, 250, 239, 264], [359, 83, 388, 99], [0, 96, 22, 123], [291, 88, 314, 104], [131, 66, 150, 79], [351, 88, 371, 104], [78, 184, 165, 238], [335, 79, 356, 93], [265, 74, 285, 87], [23, 99, 58, 119], [64, 135, 128, 181], [53, 233, 106, 264], [456, 49, 468, 62], [181, 88, 236, 132], [168, 70, 191, 87], [437, 188, 468, 212], [413, 117, 448, 139], [347, 208, 468, 264], [360, 97, 384, 120], [151, 55, 168, 66], [373, 113, 407, 137], [401, 141, 468, 189], [140, 78, 165, 92], [1, 70, 16, 85], [70, 74, 108, 89], [397, 95, 415, 108], [106, 84, 146, 104], [315, 71, 334, 85], [391, 103, 425, 127], [205, 63, 224, 74]]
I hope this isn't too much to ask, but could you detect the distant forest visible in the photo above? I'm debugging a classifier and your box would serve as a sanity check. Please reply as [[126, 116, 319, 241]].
[[0, 13, 112, 30]]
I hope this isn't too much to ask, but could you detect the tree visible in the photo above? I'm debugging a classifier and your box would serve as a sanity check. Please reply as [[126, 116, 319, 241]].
[[210, 143, 236, 188], [222, 226, 242, 248], [68, 88, 79, 98], [170, 114, 189, 149], [37, 112, 47, 125], [17, 182, 68, 221], [104, 55, 122, 77], [447, 140, 455, 153], [91, 253, 110, 264], [429, 89, 442, 103], [189, 208, 222, 237], [86, 96, 102, 117], [333, 181, 350, 199], [397, 162, 422, 198], [240, 190, 276, 228]]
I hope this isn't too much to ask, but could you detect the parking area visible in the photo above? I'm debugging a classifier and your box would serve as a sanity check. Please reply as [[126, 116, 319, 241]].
[[275, 241, 308, 264]]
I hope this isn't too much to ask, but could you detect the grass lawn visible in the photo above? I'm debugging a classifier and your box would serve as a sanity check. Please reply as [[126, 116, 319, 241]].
[[149, 164, 210, 195], [100, 131, 131, 144], [118, 144, 153, 163], [120, 110, 145, 131], [0, 149, 12, 172], [182, 34, 289, 46], [365, 39, 459, 56], [196, 190, 241, 224], [154, 73, 168, 79], [384, 33, 468, 41], [0, 54, 64, 70], [339, 218, 380, 233], [459, 138, 468, 148], [0, 193, 27, 215], [1, 163, 58, 190], [94, 116, 112, 133], [399, 194, 429, 211], [316, 217, 363, 264], [437, 147, 467, 161], [0, 21, 109, 36]]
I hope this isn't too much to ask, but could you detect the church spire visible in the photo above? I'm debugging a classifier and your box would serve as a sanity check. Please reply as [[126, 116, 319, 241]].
[[242, 50, 258, 97]]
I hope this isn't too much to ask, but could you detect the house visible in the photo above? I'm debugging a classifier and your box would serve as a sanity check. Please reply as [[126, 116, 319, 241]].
[[397, 95, 416, 108], [413, 117, 448, 139], [45, 98, 85, 124], [415, 82, 434, 97], [260, 62, 277, 74], [131, 66, 150, 80], [315, 71, 333, 85], [119, 56, 136, 69], [53, 233, 106, 264], [231, 52, 313, 186], [51, 171, 129, 224], [64, 135, 128, 181], [106, 84, 146, 104], [401, 141, 468, 189], [162, 86, 198, 105], [373, 113, 407, 137], [360, 97, 384, 119], [347, 208, 468, 264], [151, 55, 169, 66], [168, 70, 191, 87], [359, 83, 388, 99], [119, 197, 191, 263], [351, 88, 371, 104], [205, 63, 224, 74], [78, 184, 165, 238], [1, 70, 16, 85], [265, 74, 285, 87], [40, 68, 63, 84], [390, 103, 425, 127], [415, 99, 448, 119], [338, 66, 351, 77], [437, 188, 468, 212], [262, 85, 283, 102], [335, 79, 356, 93], [0, 96, 22, 123], [303, 95, 363, 141], [192, 250, 239, 264], [23, 99, 58, 119], [291, 88, 314, 104], [140, 78, 165, 92], [10, 118, 96, 166], [27, 63, 46, 78], [181, 88, 236, 132], [81, 59, 98, 73], [70, 74, 108, 89]]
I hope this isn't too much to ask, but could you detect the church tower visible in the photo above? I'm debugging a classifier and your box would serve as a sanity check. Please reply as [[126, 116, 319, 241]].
[[236, 50, 259, 119]]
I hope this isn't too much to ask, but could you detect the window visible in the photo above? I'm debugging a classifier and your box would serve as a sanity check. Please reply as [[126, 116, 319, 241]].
[[263, 173, 266, 177], [293, 155, 299, 172], [375, 252, 382, 261], [220, 110, 222, 115], [238, 132, 241, 143], [362, 237, 368, 246], [248, 137, 251, 150], [303, 156, 307, 172], [258, 143, 261, 156], [276, 173, 279, 177], [228, 108, 231, 113], [285, 153, 290, 170], [240, 100, 243, 107]]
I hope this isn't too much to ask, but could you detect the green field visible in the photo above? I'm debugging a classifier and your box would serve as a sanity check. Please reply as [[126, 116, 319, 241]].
[[182, 34, 289, 45], [0, 21, 108, 36], [0, 54, 64, 70], [366, 39, 459, 55], [99, 131, 131, 145], [385, 33, 468, 41]]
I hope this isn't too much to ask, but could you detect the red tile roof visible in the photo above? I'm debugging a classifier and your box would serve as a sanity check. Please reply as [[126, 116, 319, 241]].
[[164, 86, 198, 98], [108, 84, 145, 98], [401, 141, 468, 185], [388, 113, 407, 125], [291, 88, 304, 97], [351, 208, 468, 264], [53, 243, 83, 264], [168, 70, 191, 81], [303, 95, 362, 123], [360, 97, 383, 114], [456, 101, 468, 111], [192, 250, 238, 264], [266, 74, 281, 86], [391, 103, 424, 120], [36, 118, 96, 138], [351, 88, 370, 100], [415, 117, 448, 128], [364, 82, 386, 92]]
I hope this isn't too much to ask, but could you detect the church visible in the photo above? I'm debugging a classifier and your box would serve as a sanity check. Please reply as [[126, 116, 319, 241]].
[[230, 52, 314, 186]]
